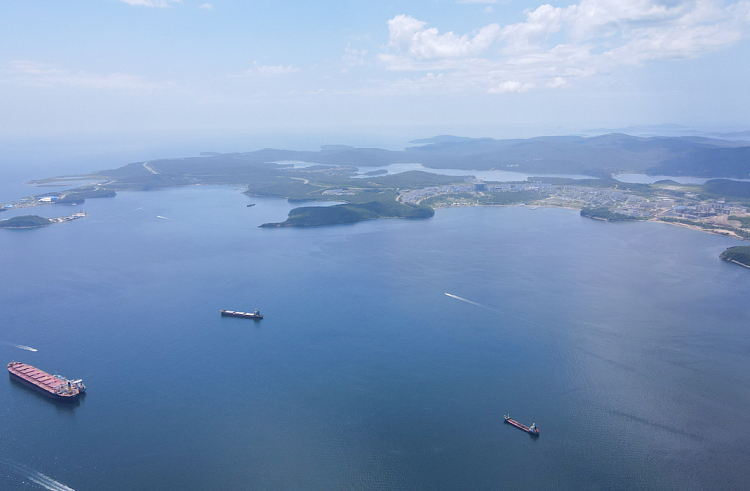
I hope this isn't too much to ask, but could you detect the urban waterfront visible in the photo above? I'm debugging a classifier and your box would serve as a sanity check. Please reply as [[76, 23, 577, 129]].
[[1, 185, 749, 490]]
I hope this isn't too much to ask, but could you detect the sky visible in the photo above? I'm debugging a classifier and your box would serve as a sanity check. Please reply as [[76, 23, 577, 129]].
[[1, 0, 750, 149]]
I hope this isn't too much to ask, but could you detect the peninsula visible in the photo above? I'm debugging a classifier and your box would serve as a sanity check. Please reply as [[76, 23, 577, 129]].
[[720, 246, 750, 268], [0, 212, 87, 229]]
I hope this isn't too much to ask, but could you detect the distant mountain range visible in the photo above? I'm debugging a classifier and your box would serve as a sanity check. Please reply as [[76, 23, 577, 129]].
[[96, 133, 750, 181], [582, 125, 750, 141]]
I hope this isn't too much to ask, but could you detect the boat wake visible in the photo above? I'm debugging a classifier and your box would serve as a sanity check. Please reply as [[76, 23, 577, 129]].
[[156, 215, 173, 220], [0, 341, 37, 352], [445, 293, 489, 309], [0, 460, 75, 491]]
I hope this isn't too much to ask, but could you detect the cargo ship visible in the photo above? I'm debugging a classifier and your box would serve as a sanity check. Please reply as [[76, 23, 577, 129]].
[[220, 309, 263, 319], [7, 362, 85, 401], [504, 415, 539, 436]]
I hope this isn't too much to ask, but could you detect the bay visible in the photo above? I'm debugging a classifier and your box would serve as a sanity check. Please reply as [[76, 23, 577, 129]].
[[1, 185, 749, 490]]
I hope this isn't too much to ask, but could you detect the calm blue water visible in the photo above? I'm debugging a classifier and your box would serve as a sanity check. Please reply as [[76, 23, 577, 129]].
[[1, 184, 749, 490]]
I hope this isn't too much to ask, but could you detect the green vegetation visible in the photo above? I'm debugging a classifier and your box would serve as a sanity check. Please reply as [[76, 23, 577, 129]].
[[364, 171, 463, 188], [647, 148, 750, 179], [720, 246, 750, 267], [56, 187, 116, 204], [0, 215, 52, 229], [660, 217, 750, 239], [729, 215, 750, 228], [261, 201, 433, 228], [244, 180, 321, 199], [422, 191, 541, 207], [16, 135, 750, 232], [532, 177, 654, 193], [700, 180, 750, 203], [580, 207, 637, 221]]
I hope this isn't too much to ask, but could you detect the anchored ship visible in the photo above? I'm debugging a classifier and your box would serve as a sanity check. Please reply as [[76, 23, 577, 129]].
[[504, 414, 540, 436], [7, 362, 86, 401], [220, 309, 263, 319]]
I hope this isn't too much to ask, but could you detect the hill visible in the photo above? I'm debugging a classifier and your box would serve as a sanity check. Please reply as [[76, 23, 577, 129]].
[[0, 215, 52, 229], [720, 246, 750, 268], [84, 134, 750, 183], [261, 201, 433, 228]]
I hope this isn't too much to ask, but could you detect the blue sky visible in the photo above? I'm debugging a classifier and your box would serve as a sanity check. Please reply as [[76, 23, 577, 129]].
[[1, 0, 749, 145]]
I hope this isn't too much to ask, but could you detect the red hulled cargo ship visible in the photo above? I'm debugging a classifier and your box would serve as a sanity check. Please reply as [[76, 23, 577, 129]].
[[7, 362, 85, 401]]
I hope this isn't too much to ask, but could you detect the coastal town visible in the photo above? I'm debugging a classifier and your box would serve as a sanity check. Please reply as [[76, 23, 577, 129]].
[[399, 179, 750, 239], [3, 172, 750, 240]]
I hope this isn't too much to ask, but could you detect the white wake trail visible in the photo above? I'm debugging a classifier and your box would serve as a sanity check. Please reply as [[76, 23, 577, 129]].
[[0, 341, 38, 352], [445, 293, 484, 307], [28, 472, 76, 491], [0, 460, 75, 491], [156, 215, 173, 220]]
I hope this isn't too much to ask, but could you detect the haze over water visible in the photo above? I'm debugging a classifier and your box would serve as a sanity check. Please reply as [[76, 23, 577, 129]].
[[1, 182, 749, 490]]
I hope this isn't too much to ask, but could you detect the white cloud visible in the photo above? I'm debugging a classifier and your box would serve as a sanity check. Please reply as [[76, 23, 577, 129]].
[[120, 0, 181, 7], [378, 2, 750, 95], [256, 64, 299, 75], [198, 3, 212, 9], [488, 80, 534, 93], [500, 5, 564, 52], [342, 45, 368, 66], [386, 14, 501, 59], [8, 60, 173, 91], [235, 62, 301, 77], [546, 76, 567, 88]]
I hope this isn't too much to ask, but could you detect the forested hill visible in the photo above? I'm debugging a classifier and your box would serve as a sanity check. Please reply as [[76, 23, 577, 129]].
[[90, 133, 750, 180]]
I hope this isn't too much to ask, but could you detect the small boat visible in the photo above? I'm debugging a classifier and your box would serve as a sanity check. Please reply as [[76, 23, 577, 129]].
[[220, 309, 263, 319], [247, 204, 255, 207], [504, 414, 539, 436]]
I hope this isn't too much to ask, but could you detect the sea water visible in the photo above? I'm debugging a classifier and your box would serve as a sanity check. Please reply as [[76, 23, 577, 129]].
[[1, 184, 749, 490]]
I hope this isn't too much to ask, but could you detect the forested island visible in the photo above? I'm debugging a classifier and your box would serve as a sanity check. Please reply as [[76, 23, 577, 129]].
[[0, 212, 86, 229], [720, 246, 750, 268], [0, 215, 52, 229], [261, 201, 433, 227]]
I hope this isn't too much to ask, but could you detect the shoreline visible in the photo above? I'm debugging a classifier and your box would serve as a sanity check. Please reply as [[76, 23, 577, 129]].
[[433, 201, 749, 242]]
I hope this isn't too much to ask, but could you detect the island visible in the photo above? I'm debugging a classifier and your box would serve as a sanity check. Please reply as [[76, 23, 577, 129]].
[[0, 215, 52, 229], [0, 212, 86, 229], [261, 200, 433, 228], [720, 246, 750, 269]]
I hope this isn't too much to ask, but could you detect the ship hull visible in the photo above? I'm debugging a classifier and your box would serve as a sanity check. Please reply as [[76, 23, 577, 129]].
[[220, 310, 263, 319], [7, 362, 80, 402], [8, 371, 79, 402], [504, 417, 539, 436]]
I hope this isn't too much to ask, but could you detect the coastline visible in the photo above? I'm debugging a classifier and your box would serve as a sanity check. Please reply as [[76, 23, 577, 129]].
[[432, 200, 749, 242]]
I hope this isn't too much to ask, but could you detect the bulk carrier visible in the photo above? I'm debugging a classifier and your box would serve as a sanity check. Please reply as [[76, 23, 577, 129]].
[[220, 309, 263, 319], [504, 414, 540, 436], [7, 362, 85, 401]]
